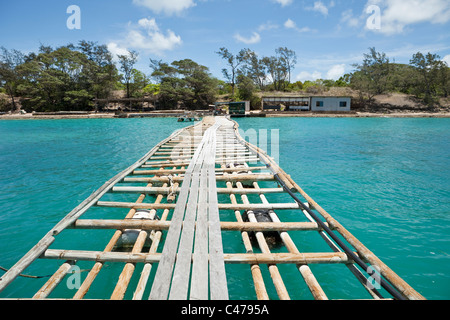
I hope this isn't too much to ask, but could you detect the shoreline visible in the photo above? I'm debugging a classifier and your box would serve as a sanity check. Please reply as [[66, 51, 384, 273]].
[[1, 111, 450, 120], [262, 111, 450, 118]]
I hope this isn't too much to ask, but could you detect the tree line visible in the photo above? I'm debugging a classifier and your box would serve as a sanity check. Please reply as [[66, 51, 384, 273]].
[[1, 42, 449, 112], [0, 41, 119, 112], [0, 42, 301, 112], [215, 47, 299, 106], [350, 47, 450, 107]]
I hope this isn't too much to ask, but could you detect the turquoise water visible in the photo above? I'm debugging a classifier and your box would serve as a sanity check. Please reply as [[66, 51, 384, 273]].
[[0, 117, 449, 299]]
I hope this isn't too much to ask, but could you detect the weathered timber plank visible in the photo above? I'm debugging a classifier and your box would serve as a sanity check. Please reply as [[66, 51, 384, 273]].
[[208, 122, 229, 300]]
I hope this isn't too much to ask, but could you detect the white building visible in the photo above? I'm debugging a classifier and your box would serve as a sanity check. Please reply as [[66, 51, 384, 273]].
[[261, 96, 352, 112], [310, 96, 351, 112]]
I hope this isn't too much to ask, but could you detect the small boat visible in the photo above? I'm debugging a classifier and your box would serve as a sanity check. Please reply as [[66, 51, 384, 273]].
[[177, 116, 193, 122]]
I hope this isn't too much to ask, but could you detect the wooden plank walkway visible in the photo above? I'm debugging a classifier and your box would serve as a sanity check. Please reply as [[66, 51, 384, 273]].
[[149, 118, 228, 300], [0, 116, 425, 301]]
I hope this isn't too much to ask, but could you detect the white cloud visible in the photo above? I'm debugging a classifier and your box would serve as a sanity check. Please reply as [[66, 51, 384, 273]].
[[284, 19, 313, 33], [258, 21, 279, 32], [341, 9, 361, 28], [273, 0, 293, 7], [326, 64, 346, 80], [284, 18, 296, 29], [133, 0, 196, 15], [295, 64, 346, 82], [107, 42, 131, 59], [313, 1, 329, 15], [295, 71, 323, 82], [234, 32, 261, 44], [138, 17, 159, 30], [307, 1, 334, 16], [366, 0, 450, 35], [108, 18, 182, 56], [297, 27, 313, 32], [443, 55, 450, 66]]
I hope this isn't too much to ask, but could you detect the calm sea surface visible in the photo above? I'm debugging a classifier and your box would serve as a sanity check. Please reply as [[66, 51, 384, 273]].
[[0, 117, 449, 299]]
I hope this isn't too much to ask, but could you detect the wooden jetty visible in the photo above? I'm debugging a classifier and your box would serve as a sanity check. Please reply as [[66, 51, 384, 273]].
[[0, 116, 425, 300]]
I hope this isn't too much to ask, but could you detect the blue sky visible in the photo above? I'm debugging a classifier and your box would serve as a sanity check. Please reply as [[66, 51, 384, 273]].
[[1, 0, 450, 82]]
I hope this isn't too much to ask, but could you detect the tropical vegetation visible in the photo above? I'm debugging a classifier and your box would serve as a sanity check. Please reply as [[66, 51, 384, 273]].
[[1, 42, 449, 112]]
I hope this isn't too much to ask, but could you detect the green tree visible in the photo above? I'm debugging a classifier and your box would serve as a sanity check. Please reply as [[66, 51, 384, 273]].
[[14, 43, 121, 112], [143, 83, 160, 95], [276, 47, 297, 85], [410, 52, 447, 105], [387, 64, 416, 94], [118, 50, 138, 98], [287, 81, 303, 91], [216, 47, 246, 97], [17, 45, 93, 111], [351, 47, 391, 103], [241, 49, 267, 90], [0, 47, 24, 111], [236, 74, 255, 101], [236, 74, 260, 109], [129, 69, 150, 98], [335, 75, 350, 87], [151, 58, 217, 109], [44, 45, 93, 110], [262, 55, 287, 91], [437, 63, 450, 98], [77, 40, 119, 101]]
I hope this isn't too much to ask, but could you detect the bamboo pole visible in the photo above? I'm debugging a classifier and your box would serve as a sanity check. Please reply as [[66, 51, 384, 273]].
[[148, 151, 253, 161], [235, 174, 290, 300], [224, 252, 351, 264], [160, 145, 247, 151], [298, 203, 384, 299], [110, 177, 169, 300], [143, 156, 259, 168], [221, 163, 269, 300], [33, 260, 76, 299], [141, 159, 265, 169], [41, 250, 351, 265], [132, 209, 170, 299], [230, 118, 425, 301], [232, 120, 367, 299], [133, 167, 270, 175], [111, 186, 285, 195], [73, 181, 153, 299], [133, 167, 181, 300], [122, 173, 274, 184], [95, 201, 300, 211], [71, 219, 324, 232], [73, 162, 177, 299], [242, 161, 328, 300], [268, 209, 328, 300], [286, 175, 425, 300]]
